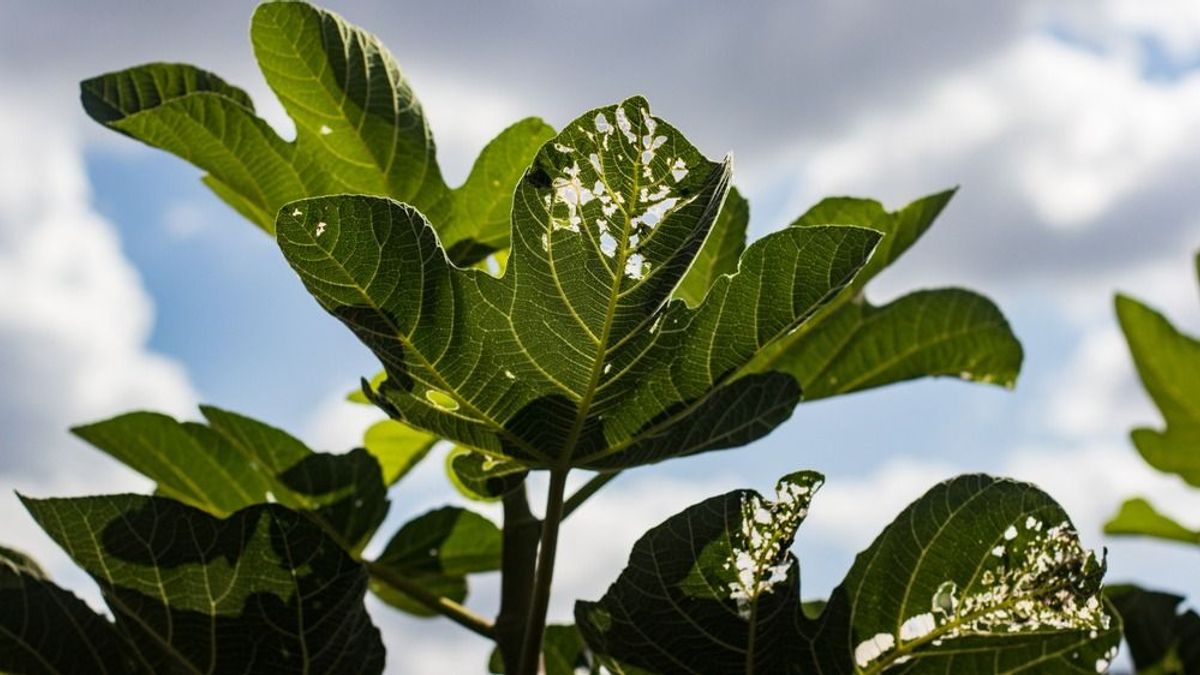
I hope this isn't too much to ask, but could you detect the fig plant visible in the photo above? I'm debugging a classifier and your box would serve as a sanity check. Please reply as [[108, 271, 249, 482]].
[[0, 2, 1123, 673], [1105, 251, 1200, 674]]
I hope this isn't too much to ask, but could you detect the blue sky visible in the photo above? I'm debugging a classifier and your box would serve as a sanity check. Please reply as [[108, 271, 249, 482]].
[[4, 1, 1200, 672]]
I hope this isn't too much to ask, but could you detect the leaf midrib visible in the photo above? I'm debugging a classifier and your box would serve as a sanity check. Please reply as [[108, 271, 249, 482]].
[[553, 128, 644, 469]]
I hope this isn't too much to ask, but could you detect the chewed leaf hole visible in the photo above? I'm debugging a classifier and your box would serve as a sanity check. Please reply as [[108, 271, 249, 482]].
[[425, 389, 460, 411]]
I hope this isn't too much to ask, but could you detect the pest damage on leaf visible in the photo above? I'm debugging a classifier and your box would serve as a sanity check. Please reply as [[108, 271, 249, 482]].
[[726, 472, 823, 619]]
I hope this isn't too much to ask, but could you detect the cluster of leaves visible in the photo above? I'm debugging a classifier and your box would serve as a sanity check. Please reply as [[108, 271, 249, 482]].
[[0, 2, 1125, 674], [1104, 252, 1200, 674]]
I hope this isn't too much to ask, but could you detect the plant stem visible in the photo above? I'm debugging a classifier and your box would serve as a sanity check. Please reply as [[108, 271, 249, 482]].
[[364, 560, 494, 639], [495, 483, 541, 674], [518, 468, 570, 675], [562, 470, 620, 520]]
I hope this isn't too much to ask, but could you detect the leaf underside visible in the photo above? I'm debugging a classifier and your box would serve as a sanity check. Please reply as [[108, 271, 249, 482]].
[[1107, 585, 1200, 674], [578, 473, 1119, 674], [21, 495, 385, 675], [80, 3, 553, 266], [73, 405, 389, 554], [0, 546, 136, 675]]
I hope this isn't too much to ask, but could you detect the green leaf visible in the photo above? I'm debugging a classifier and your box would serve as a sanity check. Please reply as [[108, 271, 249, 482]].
[[673, 186, 748, 307], [250, 1, 449, 216], [81, 2, 552, 261], [775, 288, 1023, 399], [0, 546, 137, 675], [442, 117, 557, 264], [349, 372, 388, 405], [73, 405, 389, 553], [370, 506, 501, 617], [1108, 585, 1200, 675], [743, 192, 1023, 399], [80, 62, 254, 124], [577, 472, 1119, 674], [363, 419, 438, 485], [1116, 288, 1200, 487], [277, 97, 881, 470], [446, 446, 529, 502], [22, 495, 384, 674], [1105, 497, 1200, 545]]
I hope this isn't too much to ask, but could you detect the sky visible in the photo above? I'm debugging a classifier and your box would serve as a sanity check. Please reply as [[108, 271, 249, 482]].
[[2, 1, 1200, 672]]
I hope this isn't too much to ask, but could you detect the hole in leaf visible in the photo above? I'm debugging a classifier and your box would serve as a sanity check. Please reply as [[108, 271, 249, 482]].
[[425, 389, 460, 411]]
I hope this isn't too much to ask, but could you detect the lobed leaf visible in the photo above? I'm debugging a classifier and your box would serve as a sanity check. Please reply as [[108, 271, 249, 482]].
[[73, 405, 389, 553], [577, 472, 1119, 674], [22, 495, 385, 674], [673, 186, 748, 307], [81, 2, 552, 262], [744, 192, 1023, 398], [277, 97, 880, 470]]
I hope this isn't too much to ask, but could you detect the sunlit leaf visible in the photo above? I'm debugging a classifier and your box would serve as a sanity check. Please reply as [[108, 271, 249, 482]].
[[1105, 498, 1200, 545], [278, 97, 881, 470], [81, 2, 551, 263], [73, 406, 388, 553], [673, 186, 748, 307], [744, 192, 1023, 398], [363, 419, 438, 486]]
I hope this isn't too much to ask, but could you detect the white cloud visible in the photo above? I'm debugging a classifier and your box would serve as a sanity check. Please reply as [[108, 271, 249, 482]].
[[0, 86, 197, 595], [302, 382, 387, 453], [1044, 324, 1153, 441], [790, 34, 1200, 232]]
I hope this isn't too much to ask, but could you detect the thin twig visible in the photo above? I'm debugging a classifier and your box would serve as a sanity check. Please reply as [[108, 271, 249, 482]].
[[364, 560, 495, 639], [517, 468, 570, 675]]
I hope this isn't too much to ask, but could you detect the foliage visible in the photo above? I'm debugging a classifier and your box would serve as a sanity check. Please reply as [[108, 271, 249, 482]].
[[579, 473, 1118, 674], [0, 2, 1130, 674], [1104, 251, 1200, 674]]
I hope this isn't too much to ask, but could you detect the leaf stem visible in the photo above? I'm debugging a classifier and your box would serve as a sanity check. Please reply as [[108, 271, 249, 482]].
[[518, 468, 570, 675], [495, 484, 542, 673], [562, 470, 620, 520], [363, 560, 495, 639]]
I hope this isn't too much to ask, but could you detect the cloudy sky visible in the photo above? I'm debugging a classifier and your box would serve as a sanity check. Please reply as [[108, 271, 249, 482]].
[[3, 1, 1200, 672]]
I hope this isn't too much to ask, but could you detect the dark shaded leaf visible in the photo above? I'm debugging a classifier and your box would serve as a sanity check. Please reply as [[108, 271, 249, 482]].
[[22, 495, 384, 674], [578, 473, 1119, 674], [73, 406, 388, 553], [277, 98, 879, 469], [1108, 585, 1200, 675], [0, 546, 137, 675]]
